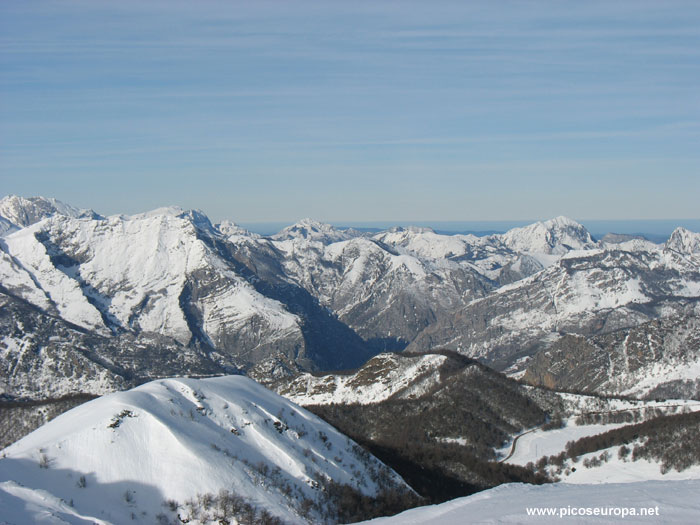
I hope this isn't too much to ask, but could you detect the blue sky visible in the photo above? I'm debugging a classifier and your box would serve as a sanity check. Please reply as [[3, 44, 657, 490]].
[[1, 1, 699, 223]]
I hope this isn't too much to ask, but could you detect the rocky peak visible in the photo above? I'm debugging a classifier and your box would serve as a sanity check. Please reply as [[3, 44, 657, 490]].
[[665, 227, 700, 255], [0, 195, 98, 227], [500, 216, 596, 256]]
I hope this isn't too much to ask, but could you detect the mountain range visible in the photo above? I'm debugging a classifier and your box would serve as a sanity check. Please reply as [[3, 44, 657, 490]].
[[2, 195, 699, 403]]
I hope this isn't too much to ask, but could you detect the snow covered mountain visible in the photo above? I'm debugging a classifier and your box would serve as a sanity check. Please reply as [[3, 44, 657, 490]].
[[665, 226, 700, 256], [0, 204, 384, 398], [407, 243, 700, 389], [373, 226, 544, 286], [0, 195, 98, 228], [499, 215, 597, 263], [272, 224, 494, 346], [2, 195, 698, 404], [0, 375, 414, 524], [522, 310, 700, 399], [0, 208, 308, 369]]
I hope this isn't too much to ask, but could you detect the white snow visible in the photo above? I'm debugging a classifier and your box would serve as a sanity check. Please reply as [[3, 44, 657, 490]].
[[280, 353, 447, 406], [0, 375, 408, 524], [2, 210, 301, 347], [2, 224, 108, 334], [357, 479, 700, 524]]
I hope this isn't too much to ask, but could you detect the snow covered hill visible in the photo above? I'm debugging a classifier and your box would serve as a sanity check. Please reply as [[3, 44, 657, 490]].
[[499, 216, 597, 264], [0, 375, 413, 524]]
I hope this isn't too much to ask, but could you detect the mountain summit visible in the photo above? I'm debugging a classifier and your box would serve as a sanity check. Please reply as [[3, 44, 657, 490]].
[[0, 195, 98, 228], [499, 216, 596, 259]]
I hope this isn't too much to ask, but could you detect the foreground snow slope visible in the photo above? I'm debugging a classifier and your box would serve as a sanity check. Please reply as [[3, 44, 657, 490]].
[[0, 375, 409, 524], [359, 479, 700, 524]]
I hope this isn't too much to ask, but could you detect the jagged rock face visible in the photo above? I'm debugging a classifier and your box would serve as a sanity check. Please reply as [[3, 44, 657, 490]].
[[522, 311, 700, 399], [407, 248, 700, 372]]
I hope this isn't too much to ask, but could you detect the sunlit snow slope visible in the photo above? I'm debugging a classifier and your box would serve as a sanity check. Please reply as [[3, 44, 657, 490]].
[[358, 479, 700, 524], [0, 375, 410, 524]]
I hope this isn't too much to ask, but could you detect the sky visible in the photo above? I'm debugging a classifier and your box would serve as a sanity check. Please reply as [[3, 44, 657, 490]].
[[1, 0, 699, 223]]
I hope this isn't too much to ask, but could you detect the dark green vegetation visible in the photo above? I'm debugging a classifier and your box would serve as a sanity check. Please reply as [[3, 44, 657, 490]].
[[307, 353, 551, 503]]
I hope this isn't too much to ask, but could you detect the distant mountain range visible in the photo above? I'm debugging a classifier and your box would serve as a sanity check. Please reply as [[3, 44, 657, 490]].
[[1, 194, 699, 403]]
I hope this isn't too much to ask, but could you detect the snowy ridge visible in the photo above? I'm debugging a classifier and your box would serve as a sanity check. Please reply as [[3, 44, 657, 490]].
[[2, 194, 699, 400], [373, 226, 545, 283], [0, 375, 411, 524], [277, 353, 448, 406]]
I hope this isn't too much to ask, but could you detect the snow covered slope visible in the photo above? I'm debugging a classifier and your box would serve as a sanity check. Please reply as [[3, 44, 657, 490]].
[[272, 225, 493, 345], [359, 479, 700, 524], [276, 353, 449, 406], [499, 216, 597, 264], [522, 311, 700, 399], [0, 375, 411, 524], [408, 245, 700, 385]]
